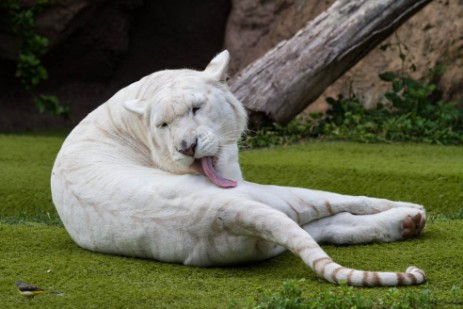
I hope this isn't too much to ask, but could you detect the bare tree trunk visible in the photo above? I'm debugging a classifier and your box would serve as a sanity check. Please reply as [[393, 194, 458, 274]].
[[229, 0, 433, 128]]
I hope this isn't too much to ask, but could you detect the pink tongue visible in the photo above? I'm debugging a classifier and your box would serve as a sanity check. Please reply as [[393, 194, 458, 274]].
[[197, 157, 237, 188]]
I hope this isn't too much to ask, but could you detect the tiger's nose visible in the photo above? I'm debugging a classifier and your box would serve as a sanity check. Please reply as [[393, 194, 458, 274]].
[[178, 139, 197, 157]]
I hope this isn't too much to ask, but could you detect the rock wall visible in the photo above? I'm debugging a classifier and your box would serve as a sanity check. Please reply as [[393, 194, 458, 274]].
[[0, 0, 230, 131], [224, 0, 333, 75]]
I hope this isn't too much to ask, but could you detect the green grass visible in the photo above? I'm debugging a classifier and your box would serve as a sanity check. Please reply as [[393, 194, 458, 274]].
[[241, 142, 463, 217], [0, 134, 64, 221], [1, 134, 462, 308]]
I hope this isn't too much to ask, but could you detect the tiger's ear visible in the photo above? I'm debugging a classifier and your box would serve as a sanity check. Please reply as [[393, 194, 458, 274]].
[[123, 99, 146, 115], [204, 50, 230, 83]]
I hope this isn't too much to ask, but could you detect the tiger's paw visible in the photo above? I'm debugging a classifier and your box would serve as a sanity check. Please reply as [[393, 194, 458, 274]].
[[401, 212, 426, 239], [379, 207, 426, 241]]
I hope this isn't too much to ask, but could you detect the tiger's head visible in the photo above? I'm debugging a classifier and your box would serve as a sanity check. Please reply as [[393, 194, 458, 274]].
[[122, 51, 247, 188]]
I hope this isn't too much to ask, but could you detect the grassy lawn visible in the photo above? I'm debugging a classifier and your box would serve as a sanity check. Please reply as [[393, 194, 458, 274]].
[[1, 133, 462, 308]]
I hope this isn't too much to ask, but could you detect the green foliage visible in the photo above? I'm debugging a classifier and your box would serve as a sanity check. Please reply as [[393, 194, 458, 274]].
[[243, 119, 314, 149], [317, 63, 463, 145], [380, 64, 445, 115], [250, 280, 438, 309], [318, 36, 463, 145], [318, 95, 385, 143], [251, 280, 372, 308], [0, 0, 68, 117], [383, 288, 437, 309], [16, 45, 48, 89], [251, 280, 307, 309], [34, 94, 69, 117], [244, 63, 462, 148], [9, 4, 49, 89]]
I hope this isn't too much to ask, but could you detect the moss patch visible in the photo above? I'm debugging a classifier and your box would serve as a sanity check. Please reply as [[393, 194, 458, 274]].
[[1, 134, 462, 307]]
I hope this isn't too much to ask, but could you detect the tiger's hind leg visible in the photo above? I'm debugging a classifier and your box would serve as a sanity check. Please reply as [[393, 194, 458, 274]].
[[302, 207, 426, 245], [242, 183, 426, 228]]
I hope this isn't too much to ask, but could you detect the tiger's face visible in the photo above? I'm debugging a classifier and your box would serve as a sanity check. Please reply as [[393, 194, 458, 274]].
[[123, 51, 247, 188]]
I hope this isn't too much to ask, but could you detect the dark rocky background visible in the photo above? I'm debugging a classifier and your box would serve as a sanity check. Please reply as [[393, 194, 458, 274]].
[[0, 0, 231, 130], [0, 0, 461, 131]]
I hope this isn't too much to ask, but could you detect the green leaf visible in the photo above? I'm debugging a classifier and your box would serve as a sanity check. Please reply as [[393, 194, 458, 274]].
[[325, 97, 337, 105], [379, 72, 397, 82], [392, 80, 403, 92], [403, 77, 419, 89], [384, 92, 402, 105]]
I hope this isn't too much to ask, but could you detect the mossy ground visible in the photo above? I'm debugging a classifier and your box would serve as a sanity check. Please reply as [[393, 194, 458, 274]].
[[1, 134, 462, 308]]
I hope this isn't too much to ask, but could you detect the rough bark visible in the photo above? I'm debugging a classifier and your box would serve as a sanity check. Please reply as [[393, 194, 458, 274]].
[[229, 0, 433, 128]]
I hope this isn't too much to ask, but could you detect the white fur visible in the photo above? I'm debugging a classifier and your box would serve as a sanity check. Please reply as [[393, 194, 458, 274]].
[[51, 51, 426, 286]]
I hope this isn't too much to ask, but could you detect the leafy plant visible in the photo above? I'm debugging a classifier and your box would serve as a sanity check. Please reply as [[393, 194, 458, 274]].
[[379, 63, 445, 114], [0, 0, 69, 117], [34, 94, 69, 116], [317, 35, 463, 144], [315, 95, 386, 143], [242, 119, 315, 149], [247, 69, 461, 146], [249, 280, 438, 309], [244, 64, 463, 147], [316, 62, 463, 145]]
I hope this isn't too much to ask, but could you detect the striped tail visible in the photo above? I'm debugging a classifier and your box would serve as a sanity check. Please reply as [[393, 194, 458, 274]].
[[224, 202, 426, 287], [308, 255, 426, 286]]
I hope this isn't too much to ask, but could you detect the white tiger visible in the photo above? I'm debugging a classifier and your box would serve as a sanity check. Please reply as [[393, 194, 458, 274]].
[[51, 50, 426, 286]]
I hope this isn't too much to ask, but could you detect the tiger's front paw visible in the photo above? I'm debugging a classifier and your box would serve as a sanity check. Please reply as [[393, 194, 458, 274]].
[[401, 212, 426, 239]]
